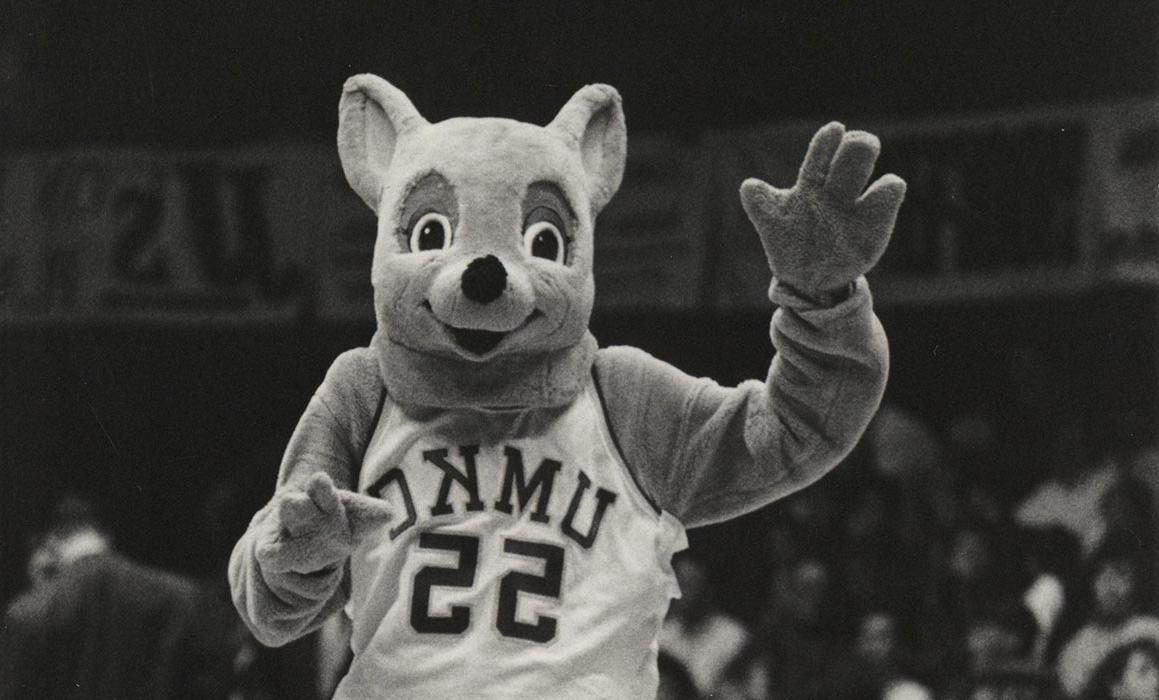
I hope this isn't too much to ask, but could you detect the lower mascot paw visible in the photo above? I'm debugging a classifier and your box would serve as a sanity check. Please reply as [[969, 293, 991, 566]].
[[256, 472, 392, 575]]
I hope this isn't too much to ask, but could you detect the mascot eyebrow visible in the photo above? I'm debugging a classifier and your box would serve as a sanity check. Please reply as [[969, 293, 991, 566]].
[[523, 181, 576, 222], [394, 173, 578, 263], [522, 181, 576, 264], [396, 172, 459, 252]]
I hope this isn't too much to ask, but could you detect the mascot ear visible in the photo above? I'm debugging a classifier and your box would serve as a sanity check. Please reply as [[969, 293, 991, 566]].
[[548, 84, 626, 215], [338, 74, 429, 211]]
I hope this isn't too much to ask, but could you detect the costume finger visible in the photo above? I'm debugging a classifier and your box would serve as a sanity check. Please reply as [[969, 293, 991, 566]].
[[855, 174, 907, 223], [826, 131, 881, 202], [798, 121, 846, 187], [278, 492, 322, 537], [739, 178, 790, 231], [305, 472, 342, 516], [339, 491, 394, 540]]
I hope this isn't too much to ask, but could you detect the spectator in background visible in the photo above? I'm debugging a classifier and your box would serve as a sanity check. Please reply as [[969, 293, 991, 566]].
[[864, 404, 951, 554], [713, 660, 769, 700], [883, 679, 937, 700], [775, 480, 843, 562], [1015, 527, 1083, 667], [1125, 442, 1159, 565], [943, 413, 1015, 534], [943, 412, 1005, 504], [1057, 532, 1159, 698], [0, 496, 205, 700], [926, 518, 1017, 669], [865, 404, 942, 487], [943, 598, 1057, 699], [188, 478, 263, 699], [1101, 476, 1157, 566], [1083, 639, 1159, 700], [819, 608, 923, 699], [763, 511, 807, 569], [835, 482, 924, 623], [1016, 411, 1120, 558], [749, 555, 840, 699], [194, 474, 327, 700], [660, 553, 749, 696]]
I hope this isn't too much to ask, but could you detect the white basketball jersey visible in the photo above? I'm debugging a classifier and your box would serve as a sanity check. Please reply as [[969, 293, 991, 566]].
[[336, 376, 688, 700]]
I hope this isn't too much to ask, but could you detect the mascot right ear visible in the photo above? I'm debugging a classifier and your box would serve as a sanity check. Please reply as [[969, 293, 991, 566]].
[[338, 74, 429, 212], [547, 84, 627, 216]]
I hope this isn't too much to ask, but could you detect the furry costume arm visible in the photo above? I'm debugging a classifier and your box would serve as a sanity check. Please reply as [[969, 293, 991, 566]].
[[228, 349, 390, 646], [596, 123, 901, 528], [596, 280, 886, 527]]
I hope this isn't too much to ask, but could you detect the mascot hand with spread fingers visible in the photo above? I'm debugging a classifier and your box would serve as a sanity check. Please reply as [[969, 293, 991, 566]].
[[229, 74, 904, 699]]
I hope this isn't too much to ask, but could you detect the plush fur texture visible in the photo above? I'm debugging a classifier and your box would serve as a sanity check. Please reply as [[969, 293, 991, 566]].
[[741, 122, 906, 293]]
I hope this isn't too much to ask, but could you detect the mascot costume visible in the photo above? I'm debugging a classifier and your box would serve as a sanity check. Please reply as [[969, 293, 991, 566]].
[[230, 74, 905, 698]]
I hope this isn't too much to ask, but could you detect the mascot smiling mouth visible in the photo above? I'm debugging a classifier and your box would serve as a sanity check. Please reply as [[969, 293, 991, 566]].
[[422, 301, 544, 356], [449, 327, 507, 355]]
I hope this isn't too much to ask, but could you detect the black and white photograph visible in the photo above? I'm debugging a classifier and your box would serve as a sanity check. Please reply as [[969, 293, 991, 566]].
[[1, 2, 1157, 698]]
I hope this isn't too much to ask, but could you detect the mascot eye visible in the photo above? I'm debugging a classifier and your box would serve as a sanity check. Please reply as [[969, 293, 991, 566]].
[[409, 212, 454, 252], [523, 221, 566, 263]]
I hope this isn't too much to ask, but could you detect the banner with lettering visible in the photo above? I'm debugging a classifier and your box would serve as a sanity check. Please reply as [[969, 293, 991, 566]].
[[0, 136, 711, 324], [0, 146, 352, 323], [1087, 99, 1159, 269], [0, 98, 1149, 323]]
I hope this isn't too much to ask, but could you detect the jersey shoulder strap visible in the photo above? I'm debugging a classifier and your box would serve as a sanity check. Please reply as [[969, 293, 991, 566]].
[[588, 365, 662, 515]]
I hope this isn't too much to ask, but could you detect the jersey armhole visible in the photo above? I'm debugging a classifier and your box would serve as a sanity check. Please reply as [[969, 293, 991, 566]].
[[590, 365, 663, 516], [353, 387, 389, 490], [368, 388, 388, 441]]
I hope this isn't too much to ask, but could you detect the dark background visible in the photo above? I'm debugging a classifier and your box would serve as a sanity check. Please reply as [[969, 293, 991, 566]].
[[2, 1, 1156, 145], [2, 1, 1158, 615]]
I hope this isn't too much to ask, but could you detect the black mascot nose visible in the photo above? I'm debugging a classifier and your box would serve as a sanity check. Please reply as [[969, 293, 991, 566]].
[[461, 254, 507, 304]]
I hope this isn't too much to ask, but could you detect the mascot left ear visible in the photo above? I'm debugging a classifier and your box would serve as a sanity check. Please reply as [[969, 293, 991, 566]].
[[338, 74, 429, 212], [548, 84, 627, 215]]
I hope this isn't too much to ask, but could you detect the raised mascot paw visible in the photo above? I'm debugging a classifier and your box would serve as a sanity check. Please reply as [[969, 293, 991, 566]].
[[255, 472, 392, 575], [739, 121, 906, 295]]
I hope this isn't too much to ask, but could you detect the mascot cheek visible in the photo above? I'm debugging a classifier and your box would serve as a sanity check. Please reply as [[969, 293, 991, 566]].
[[528, 263, 594, 349], [372, 256, 439, 342]]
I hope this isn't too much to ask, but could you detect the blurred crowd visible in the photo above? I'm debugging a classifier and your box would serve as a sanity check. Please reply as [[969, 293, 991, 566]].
[[3, 401, 1158, 700], [0, 488, 344, 700], [658, 404, 1159, 700]]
